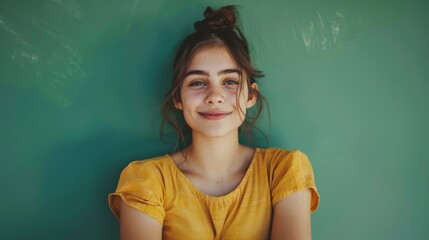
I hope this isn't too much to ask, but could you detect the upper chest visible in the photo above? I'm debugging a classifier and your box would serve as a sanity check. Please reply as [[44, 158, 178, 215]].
[[162, 173, 273, 240]]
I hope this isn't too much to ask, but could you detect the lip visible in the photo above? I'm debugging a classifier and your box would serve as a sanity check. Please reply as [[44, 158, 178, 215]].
[[198, 111, 231, 120]]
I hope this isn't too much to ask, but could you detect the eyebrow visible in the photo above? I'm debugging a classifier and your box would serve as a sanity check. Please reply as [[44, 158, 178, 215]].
[[184, 68, 241, 77]]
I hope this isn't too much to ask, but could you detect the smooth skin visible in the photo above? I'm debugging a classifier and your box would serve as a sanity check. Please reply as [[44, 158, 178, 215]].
[[118, 46, 312, 240], [119, 200, 162, 240]]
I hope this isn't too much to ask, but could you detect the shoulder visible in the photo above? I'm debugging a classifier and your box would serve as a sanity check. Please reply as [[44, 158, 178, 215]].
[[109, 155, 172, 223], [256, 147, 310, 168], [125, 155, 172, 172], [118, 155, 174, 186], [258, 148, 319, 210], [256, 148, 315, 188]]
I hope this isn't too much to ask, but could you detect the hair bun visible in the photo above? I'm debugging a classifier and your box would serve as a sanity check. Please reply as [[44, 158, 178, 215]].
[[194, 6, 237, 32]]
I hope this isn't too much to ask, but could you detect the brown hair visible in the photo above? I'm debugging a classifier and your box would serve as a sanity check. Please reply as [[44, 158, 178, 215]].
[[161, 5, 269, 148]]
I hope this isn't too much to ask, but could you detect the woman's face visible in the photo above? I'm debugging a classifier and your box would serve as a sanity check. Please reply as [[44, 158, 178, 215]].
[[175, 46, 257, 139]]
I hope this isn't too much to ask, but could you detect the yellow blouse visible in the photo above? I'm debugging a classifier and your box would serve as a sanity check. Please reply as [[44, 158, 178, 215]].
[[108, 148, 320, 239]]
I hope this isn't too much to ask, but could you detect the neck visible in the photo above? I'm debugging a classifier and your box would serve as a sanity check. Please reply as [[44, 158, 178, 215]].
[[184, 130, 245, 178]]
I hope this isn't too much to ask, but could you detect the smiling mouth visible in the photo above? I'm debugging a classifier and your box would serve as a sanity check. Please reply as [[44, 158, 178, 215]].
[[198, 111, 231, 120]]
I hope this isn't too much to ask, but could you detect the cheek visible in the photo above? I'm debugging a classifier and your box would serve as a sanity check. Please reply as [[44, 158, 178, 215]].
[[236, 91, 250, 118], [181, 91, 201, 105], [180, 92, 203, 117], [235, 89, 249, 107]]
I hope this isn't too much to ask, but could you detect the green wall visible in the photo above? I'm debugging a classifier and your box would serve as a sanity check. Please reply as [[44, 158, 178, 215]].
[[1, 0, 428, 239]]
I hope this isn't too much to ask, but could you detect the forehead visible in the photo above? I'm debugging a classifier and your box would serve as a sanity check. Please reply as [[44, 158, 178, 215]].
[[186, 46, 238, 72]]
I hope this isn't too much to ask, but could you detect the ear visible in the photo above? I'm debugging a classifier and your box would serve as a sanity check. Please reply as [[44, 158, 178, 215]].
[[246, 83, 258, 108], [174, 99, 183, 110]]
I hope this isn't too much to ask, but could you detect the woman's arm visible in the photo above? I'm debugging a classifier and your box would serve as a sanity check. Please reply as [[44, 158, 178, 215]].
[[119, 199, 162, 240], [271, 189, 312, 240]]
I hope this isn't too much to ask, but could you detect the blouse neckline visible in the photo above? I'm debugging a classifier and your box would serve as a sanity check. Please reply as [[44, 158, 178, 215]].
[[165, 148, 260, 202]]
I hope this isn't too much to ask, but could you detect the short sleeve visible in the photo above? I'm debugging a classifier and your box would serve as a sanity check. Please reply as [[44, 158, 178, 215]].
[[270, 150, 320, 212], [108, 161, 165, 224]]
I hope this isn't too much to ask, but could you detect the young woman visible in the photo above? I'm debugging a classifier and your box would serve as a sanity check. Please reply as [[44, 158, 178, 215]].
[[109, 6, 320, 240]]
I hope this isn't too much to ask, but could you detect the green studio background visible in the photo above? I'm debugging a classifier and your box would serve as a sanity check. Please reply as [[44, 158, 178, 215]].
[[0, 0, 428, 239]]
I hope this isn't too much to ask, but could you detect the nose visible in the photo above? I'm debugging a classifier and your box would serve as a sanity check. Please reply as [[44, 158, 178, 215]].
[[205, 86, 225, 105]]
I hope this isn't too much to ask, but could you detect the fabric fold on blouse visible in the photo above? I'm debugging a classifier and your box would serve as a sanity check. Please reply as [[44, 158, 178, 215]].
[[108, 148, 320, 239]]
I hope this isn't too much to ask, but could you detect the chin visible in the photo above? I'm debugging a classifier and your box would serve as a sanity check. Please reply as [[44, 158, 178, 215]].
[[193, 126, 242, 139]]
